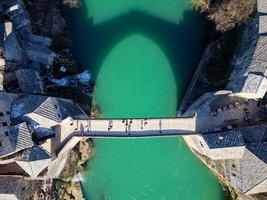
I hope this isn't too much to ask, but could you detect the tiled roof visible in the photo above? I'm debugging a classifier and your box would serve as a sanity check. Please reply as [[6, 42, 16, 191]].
[[21, 40, 56, 66], [34, 97, 61, 122], [9, 122, 34, 152], [239, 149, 267, 192], [11, 95, 61, 123], [57, 99, 88, 120], [247, 143, 267, 164], [34, 127, 55, 141], [15, 69, 43, 94], [242, 125, 267, 143], [203, 131, 245, 149], [2, 0, 19, 9], [227, 6, 267, 97], [16, 146, 51, 178], [258, 0, 267, 13], [19, 145, 51, 162]]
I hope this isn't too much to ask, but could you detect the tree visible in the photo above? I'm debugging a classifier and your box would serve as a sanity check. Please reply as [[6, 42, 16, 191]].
[[62, 0, 81, 8], [191, 0, 211, 12], [191, 0, 256, 32]]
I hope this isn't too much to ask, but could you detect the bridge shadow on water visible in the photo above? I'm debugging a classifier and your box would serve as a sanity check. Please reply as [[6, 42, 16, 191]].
[[66, 2, 210, 105]]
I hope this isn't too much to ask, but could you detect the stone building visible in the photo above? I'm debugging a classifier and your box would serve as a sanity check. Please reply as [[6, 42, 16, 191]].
[[227, 0, 267, 99], [0, 92, 88, 179], [183, 0, 267, 197], [2, 0, 56, 68]]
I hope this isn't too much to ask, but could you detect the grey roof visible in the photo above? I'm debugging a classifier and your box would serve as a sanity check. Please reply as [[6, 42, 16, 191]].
[[29, 34, 51, 48], [19, 145, 51, 162], [203, 131, 245, 149], [11, 95, 61, 123], [259, 15, 267, 35], [4, 27, 23, 63], [242, 125, 267, 143], [16, 146, 51, 178], [15, 69, 43, 94], [247, 143, 267, 164], [34, 127, 55, 141], [0, 176, 43, 200], [57, 99, 88, 120], [3, 0, 56, 66], [2, 0, 19, 9], [9, 122, 34, 152], [0, 92, 16, 109], [0, 2, 3, 14], [238, 149, 267, 193], [0, 22, 4, 49], [21, 40, 56, 65], [227, 9, 267, 96], [258, 0, 267, 13]]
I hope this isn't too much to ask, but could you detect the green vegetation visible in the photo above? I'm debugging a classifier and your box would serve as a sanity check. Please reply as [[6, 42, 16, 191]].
[[52, 180, 85, 200], [191, 0, 256, 32], [191, 0, 211, 12], [91, 104, 102, 117]]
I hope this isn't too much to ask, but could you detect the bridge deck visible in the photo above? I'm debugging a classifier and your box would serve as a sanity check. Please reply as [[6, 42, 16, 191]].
[[71, 117, 197, 138]]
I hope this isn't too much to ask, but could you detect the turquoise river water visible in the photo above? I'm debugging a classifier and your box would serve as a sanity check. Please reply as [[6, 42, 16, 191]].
[[67, 0, 226, 199]]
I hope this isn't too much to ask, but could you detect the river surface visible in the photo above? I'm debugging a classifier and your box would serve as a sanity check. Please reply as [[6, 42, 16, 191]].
[[67, 0, 226, 199]]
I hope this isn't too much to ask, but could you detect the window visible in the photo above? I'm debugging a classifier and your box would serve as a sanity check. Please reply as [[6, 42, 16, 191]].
[[58, 114, 61, 118], [0, 112, 3, 116], [54, 105, 58, 109], [232, 164, 236, 169], [232, 173, 236, 177], [6, 111, 10, 115], [4, 131, 8, 136], [2, 122, 8, 126], [0, 141, 2, 146], [200, 142, 204, 148]]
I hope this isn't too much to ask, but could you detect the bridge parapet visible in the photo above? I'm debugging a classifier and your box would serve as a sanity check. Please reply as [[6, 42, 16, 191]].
[[69, 117, 197, 138]]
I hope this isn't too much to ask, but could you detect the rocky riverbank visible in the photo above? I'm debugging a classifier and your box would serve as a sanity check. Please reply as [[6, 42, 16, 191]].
[[178, 27, 243, 115], [60, 138, 94, 179], [52, 139, 94, 200]]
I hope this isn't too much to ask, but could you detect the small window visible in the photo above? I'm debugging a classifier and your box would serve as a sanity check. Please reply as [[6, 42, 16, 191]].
[[232, 164, 236, 169], [232, 173, 236, 177], [0, 141, 2, 146], [200, 142, 204, 148], [2, 122, 8, 126], [57, 114, 61, 118], [4, 131, 8, 136], [70, 123, 74, 126], [0, 112, 4, 116], [54, 105, 58, 109], [6, 111, 10, 115]]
